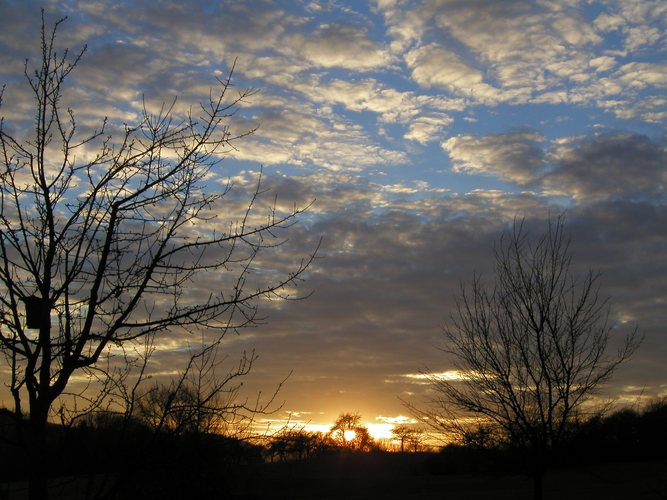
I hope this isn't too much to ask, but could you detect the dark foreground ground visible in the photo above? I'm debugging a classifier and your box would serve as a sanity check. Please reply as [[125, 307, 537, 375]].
[[1, 454, 665, 499], [230, 453, 667, 500]]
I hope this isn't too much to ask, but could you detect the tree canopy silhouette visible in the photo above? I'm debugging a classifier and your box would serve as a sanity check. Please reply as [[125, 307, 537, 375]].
[[329, 412, 376, 452]]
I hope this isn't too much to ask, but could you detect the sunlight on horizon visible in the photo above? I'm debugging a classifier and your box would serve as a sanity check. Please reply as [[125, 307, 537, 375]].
[[365, 423, 394, 440], [267, 414, 416, 441]]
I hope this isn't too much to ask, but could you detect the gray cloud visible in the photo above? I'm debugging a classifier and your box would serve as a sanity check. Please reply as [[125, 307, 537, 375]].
[[231, 176, 667, 419], [544, 133, 667, 203], [283, 23, 393, 71], [443, 131, 546, 185]]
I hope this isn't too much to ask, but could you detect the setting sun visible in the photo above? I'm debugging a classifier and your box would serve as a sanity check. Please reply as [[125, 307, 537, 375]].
[[343, 429, 356, 442], [366, 423, 394, 441]]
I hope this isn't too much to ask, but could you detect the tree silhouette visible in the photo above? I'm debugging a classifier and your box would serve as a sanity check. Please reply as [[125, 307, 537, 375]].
[[0, 13, 316, 499], [413, 216, 639, 500], [268, 429, 332, 461], [134, 345, 276, 438], [329, 412, 376, 452], [392, 424, 423, 452]]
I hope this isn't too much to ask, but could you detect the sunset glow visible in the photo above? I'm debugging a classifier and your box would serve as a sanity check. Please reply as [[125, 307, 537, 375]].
[[343, 429, 357, 442], [366, 423, 395, 441]]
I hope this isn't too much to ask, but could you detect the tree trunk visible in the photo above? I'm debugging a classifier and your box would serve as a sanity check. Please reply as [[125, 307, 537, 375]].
[[531, 449, 546, 500], [532, 470, 543, 500], [28, 404, 50, 500], [24, 309, 53, 500]]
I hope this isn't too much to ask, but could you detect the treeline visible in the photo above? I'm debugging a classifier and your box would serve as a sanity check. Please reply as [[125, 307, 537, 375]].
[[266, 413, 427, 461], [1, 402, 665, 498], [0, 409, 262, 499], [0, 410, 406, 498], [560, 400, 667, 464], [430, 400, 667, 475]]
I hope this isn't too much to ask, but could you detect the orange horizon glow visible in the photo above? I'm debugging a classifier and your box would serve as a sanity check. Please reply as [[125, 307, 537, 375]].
[[267, 414, 418, 442]]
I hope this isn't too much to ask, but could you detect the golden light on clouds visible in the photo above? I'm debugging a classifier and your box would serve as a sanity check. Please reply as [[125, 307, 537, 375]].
[[404, 370, 475, 382]]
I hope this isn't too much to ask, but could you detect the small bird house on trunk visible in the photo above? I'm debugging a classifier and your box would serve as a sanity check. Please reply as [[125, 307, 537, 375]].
[[22, 296, 48, 329]]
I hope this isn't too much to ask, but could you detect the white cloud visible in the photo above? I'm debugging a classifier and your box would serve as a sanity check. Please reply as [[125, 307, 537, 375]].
[[553, 14, 603, 46], [405, 43, 485, 93], [590, 55, 617, 73], [374, 0, 427, 53], [403, 113, 452, 143], [230, 108, 408, 172], [282, 23, 393, 71], [624, 26, 662, 51], [615, 62, 667, 89], [593, 12, 625, 32], [300, 78, 419, 123], [403, 370, 476, 382], [442, 131, 546, 185]]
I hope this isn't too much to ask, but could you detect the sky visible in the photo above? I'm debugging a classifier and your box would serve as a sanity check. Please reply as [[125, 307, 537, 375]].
[[0, 0, 665, 439]]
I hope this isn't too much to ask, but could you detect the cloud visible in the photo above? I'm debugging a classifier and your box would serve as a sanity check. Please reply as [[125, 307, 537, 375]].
[[374, 0, 426, 53], [544, 133, 667, 203], [222, 100, 408, 172], [423, 1, 568, 81], [235, 174, 667, 417], [442, 131, 546, 185], [376, 0, 666, 121], [283, 23, 393, 71], [405, 43, 488, 94], [615, 62, 667, 89], [298, 78, 463, 134], [590, 55, 617, 73], [552, 12, 603, 47], [403, 113, 453, 143], [1, 0, 666, 425], [593, 12, 625, 32], [442, 130, 667, 205], [299, 78, 420, 123]]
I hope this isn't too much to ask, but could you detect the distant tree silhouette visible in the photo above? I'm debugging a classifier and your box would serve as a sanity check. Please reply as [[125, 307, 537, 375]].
[[133, 344, 283, 439], [0, 13, 316, 500], [392, 424, 423, 452], [268, 429, 333, 461], [412, 216, 639, 500], [330, 412, 376, 451], [560, 398, 667, 464]]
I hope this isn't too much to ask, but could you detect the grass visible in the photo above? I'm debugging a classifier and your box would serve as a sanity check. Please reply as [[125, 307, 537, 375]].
[[0, 453, 664, 499], [229, 453, 667, 500]]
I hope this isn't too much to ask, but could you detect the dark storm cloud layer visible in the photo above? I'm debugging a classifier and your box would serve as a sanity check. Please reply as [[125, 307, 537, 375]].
[[0, 0, 665, 425]]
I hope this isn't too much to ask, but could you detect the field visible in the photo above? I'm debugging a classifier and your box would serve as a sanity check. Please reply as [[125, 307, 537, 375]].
[[230, 453, 667, 500], [1, 453, 665, 499]]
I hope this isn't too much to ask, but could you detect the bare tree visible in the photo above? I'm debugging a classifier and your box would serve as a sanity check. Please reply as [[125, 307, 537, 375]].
[[135, 343, 286, 438], [268, 429, 331, 461], [415, 216, 638, 500], [0, 14, 316, 499], [391, 424, 423, 452], [329, 412, 375, 452]]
